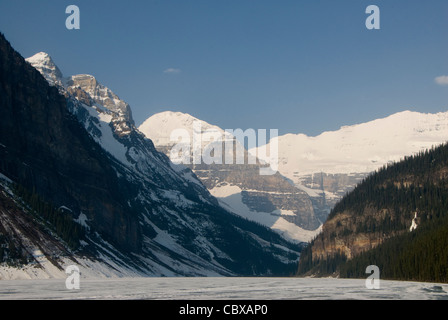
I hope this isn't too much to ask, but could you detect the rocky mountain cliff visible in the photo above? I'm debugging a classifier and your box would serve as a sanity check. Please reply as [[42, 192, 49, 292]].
[[0, 32, 300, 278], [139, 111, 320, 243]]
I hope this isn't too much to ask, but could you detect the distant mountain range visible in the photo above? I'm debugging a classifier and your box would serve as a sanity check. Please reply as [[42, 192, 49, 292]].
[[255, 109, 448, 221], [141, 109, 448, 243], [140, 112, 320, 243], [257, 110, 448, 176]]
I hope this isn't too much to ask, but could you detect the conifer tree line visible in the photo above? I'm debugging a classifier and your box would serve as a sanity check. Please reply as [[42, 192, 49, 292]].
[[297, 143, 448, 283], [1, 182, 85, 265], [12, 184, 85, 250], [339, 214, 448, 282], [0, 232, 30, 266]]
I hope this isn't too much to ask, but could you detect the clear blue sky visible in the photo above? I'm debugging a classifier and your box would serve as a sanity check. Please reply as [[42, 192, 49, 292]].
[[1, 0, 447, 136]]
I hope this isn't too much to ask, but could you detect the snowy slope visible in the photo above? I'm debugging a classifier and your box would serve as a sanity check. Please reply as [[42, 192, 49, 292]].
[[139, 111, 225, 147], [140, 111, 321, 242], [25, 52, 64, 87], [209, 183, 320, 243], [251, 110, 448, 206], [142, 110, 448, 235], [248, 110, 448, 221], [254, 110, 448, 180], [139, 111, 248, 165], [0, 173, 147, 280], [26, 53, 210, 195], [19, 51, 300, 278]]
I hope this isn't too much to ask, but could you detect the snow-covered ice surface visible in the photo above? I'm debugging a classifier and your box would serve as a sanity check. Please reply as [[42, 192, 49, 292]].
[[0, 277, 447, 300]]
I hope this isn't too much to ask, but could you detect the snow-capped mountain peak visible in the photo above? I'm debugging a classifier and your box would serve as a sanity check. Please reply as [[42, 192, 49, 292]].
[[140, 111, 322, 243], [248, 109, 448, 225], [26, 54, 133, 124], [255, 109, 448, 177], [139, 111, 232, 146], [25, 52, 63, 86]]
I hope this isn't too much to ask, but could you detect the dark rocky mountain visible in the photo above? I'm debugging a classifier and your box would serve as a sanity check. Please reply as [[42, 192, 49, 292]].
[[0, 38, 139, 252], [297, 142, 448, 283], [0, 32, 300, 278]]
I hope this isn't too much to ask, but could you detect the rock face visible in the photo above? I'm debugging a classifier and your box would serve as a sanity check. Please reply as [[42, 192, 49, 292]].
[[23, 52, 63, 87], [140, 111, 320, 243], [0, 32, 301, 277], [67, 74, 134, 125], [297, 172, 367, 224], [309, 208, 399, 261], [254, 110, 448, 224], [0, 40, 139, 253], [196, 164, 317, 230]]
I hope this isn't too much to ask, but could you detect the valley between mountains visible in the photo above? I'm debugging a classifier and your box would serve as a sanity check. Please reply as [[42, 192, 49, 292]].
[[1, 31, 447, 282]]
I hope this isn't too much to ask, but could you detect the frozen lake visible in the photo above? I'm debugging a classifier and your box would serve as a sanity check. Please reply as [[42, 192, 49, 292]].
[[0, 277, 447, 300]]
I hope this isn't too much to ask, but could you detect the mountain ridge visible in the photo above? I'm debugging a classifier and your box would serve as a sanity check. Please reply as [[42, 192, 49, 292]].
[[297, 142, 448, 283], [140, 111, 322, 243], [252, 108, 448, 223], [256, 109, 448, 176], [0, 33, 300, 278], [140, 108, 448, 242]]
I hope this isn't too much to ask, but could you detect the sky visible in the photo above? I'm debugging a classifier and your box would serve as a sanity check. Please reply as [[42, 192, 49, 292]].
[[0, 0, 447, 136]]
